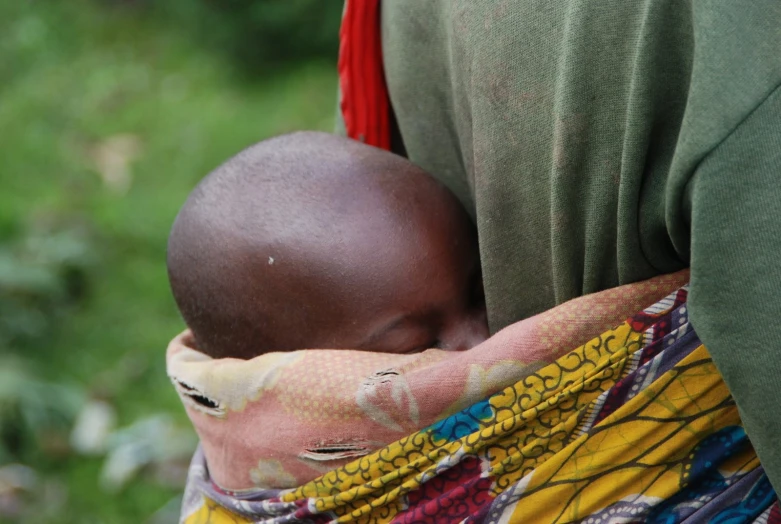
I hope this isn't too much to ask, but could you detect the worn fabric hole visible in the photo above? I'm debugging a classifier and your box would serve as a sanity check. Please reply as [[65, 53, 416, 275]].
[[306, 446, 363, 454], [172, 378, 225, 417], [184, 392, 219, 410], [299, 442, 372, 462]]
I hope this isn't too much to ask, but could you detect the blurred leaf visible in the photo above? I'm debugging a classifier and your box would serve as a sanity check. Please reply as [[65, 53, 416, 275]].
[[0, 464, 68, 521], [0, 357, 85, 461], [0, 463, 38, 520], [70, 400, 117, 455], [88, 134, 143, 194], [0, 253, 60, 294], [100, 414, 197, 492], [0, 225, 95, 347]]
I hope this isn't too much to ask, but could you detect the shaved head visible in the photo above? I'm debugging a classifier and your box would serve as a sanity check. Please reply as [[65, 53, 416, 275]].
[[168, 132, 486, 359]]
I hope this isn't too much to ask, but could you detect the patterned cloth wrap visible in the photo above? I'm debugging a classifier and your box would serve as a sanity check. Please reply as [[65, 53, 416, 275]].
[[170, 271, 781, 523]]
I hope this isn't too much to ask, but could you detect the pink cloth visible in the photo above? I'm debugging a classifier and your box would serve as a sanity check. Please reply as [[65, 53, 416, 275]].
[[167, 271, 688, 491]]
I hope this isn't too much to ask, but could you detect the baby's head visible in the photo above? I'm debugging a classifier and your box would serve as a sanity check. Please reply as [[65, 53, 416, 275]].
[[167, 132, 487, 359]]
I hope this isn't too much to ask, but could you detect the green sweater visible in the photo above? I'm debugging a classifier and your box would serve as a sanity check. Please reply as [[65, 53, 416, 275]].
[[376, 0, 781, 490]]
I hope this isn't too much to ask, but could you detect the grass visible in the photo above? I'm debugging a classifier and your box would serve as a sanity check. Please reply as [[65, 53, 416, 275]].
[[0, 1, 337, 522]]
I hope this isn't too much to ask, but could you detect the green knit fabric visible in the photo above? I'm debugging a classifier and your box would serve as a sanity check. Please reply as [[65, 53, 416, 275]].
[[372, 0, 781, 490]]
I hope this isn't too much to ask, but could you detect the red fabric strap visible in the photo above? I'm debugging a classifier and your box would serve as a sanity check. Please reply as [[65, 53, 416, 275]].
[[338, 0, 391, 151]]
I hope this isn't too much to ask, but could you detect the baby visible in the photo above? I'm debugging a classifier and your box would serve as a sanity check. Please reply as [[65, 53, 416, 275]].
[[167, 131, 488, 359]]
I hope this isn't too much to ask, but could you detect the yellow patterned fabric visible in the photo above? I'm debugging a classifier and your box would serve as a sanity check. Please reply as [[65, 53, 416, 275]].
[[184, 498, 252, 524]]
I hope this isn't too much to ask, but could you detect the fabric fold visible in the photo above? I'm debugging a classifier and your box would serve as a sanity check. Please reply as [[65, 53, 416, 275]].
[[174, 272, 780, 522], [168, 272, 689, 493]]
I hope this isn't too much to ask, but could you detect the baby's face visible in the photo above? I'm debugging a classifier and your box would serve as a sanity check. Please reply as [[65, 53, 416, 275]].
[[346, 217, 488, 354]]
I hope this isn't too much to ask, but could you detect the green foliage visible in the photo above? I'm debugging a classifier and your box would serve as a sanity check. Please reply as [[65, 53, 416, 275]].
[[0, 358, 84, 465], [0, 226, 94, 349], [156, 0, 344, 74], [0, 225, 92, 522], [0, 0, 338, 521]]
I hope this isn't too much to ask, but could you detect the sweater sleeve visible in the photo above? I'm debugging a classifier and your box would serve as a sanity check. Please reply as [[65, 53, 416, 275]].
[[688, 83, 781, 490]]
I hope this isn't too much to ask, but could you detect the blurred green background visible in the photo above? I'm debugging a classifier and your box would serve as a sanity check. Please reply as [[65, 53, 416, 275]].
[[0, 1, 342, 522]]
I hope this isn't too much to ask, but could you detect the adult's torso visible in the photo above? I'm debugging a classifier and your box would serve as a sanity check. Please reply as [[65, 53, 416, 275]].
[[381, 0, 694, 331]]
